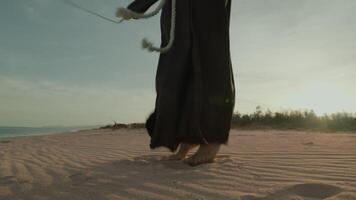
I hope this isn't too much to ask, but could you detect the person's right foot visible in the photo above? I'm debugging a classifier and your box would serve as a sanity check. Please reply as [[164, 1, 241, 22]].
[[184, 144, 221, 166], [163, 143, 198, 161]]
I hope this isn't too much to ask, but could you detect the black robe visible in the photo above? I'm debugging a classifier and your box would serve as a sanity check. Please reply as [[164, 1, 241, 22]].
[[127, 0, 235, 152]]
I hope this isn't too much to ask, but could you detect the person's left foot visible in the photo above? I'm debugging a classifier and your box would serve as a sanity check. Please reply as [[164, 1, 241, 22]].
[[184, 144, 221, 166], [162, 143, 198, 161]]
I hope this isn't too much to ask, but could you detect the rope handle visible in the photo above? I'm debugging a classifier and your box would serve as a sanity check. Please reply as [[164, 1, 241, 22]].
[[116, 0, 167, 20], [116, 0, 176, 53]]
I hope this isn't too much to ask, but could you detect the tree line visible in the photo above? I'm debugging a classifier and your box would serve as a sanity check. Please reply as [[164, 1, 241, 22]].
[[231, 106, 356, 132]]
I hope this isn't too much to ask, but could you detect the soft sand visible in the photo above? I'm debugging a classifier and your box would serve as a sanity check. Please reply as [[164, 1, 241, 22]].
[[0, 129, 356, 200]]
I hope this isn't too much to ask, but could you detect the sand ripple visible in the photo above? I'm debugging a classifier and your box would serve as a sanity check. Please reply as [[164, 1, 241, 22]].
[[0, 129, 356, 200]]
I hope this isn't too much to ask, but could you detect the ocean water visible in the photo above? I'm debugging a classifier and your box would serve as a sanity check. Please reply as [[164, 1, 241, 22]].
[[0, 126, 96, 139]]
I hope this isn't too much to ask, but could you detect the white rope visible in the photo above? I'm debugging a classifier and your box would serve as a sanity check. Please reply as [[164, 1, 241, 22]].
[[116, 0, 167, 20], [116, 0, 176, 53]]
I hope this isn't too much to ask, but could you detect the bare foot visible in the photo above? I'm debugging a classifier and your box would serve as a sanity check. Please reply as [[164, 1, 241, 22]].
[[162, 143, 198, 161], [184, 144, 221, 166]]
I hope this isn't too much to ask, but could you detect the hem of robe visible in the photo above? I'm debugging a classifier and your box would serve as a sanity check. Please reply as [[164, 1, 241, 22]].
[[145, 111, 232, 152]]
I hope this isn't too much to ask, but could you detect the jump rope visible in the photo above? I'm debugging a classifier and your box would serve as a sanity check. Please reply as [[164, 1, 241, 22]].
[[60, 0, 229, 53]]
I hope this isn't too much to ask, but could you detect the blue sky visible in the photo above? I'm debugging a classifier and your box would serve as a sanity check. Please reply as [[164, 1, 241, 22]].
[[1, 0, 356, 126]]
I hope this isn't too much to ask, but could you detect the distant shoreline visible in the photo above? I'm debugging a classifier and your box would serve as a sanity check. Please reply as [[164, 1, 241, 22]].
[[0, 126, 98, 140]]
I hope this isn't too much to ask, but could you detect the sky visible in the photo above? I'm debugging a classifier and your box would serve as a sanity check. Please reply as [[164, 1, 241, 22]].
[[1, 0, 356, 127]]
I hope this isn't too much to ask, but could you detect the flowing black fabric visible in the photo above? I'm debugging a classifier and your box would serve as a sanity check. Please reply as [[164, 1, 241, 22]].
[[128, 0, 235, 152]]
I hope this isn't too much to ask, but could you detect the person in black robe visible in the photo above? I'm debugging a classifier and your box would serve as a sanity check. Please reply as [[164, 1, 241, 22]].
[[124, 0, 235, 166]]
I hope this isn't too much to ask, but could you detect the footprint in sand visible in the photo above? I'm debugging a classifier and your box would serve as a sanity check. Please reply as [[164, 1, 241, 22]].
[[241, 183, 343, 200]]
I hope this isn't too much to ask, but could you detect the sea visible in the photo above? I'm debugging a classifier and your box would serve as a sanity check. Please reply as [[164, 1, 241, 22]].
[[0, 126, 97, 139]]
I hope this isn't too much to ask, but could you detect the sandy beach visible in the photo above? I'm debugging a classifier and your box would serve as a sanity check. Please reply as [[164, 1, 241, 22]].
[[0, 129, 355, 200]]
